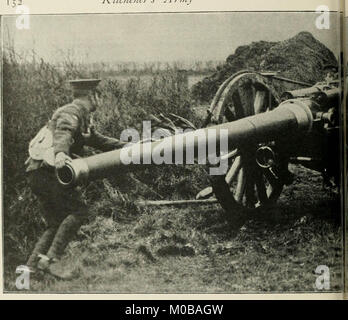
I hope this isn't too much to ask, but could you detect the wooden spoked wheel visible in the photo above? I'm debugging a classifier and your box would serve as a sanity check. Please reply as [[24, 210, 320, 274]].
[[205, 71, 288, 215]]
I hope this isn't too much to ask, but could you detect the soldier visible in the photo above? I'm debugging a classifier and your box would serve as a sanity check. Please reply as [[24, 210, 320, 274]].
[[24, 79, 126, 279]]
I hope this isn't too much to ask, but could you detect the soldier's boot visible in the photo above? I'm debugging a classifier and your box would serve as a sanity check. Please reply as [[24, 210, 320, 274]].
[[37, 254, 56, 272], [44, 214, 85, 280], [26, 226, 58, 271], [36, 254, 71, 280]]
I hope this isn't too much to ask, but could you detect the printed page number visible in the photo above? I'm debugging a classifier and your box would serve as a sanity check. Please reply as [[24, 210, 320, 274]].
[[7, 0, 23, 7]]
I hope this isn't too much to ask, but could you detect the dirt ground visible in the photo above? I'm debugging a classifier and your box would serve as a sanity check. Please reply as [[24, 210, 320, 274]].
[[6, 165, 342, 294]]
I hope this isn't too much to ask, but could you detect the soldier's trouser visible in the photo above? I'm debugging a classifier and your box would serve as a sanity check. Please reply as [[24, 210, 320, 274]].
[[46, 214, 85, 259], [26, 227, 58, 267], [26, 166, 88, 266]]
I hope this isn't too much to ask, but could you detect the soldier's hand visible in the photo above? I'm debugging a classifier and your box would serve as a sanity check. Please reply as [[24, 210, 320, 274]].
[[82, 125, 95, 140], [55, 152, 72, 169]]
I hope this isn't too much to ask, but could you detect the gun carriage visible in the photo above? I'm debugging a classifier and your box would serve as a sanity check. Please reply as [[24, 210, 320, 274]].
[[56, 71, 341, 216]]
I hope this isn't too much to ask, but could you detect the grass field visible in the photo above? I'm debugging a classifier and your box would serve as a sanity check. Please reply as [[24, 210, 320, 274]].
[[2, 50, 343, 293]]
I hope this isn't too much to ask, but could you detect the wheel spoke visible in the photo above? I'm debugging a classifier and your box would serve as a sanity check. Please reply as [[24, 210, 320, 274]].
[[225, 156, 242, 184], [224, 103, 235, 122], [254, 90, 267, 114], [220, 149, 239, 161], [267, 90, 274, 111], [263, 168, 282, 199], [232, 90, 244, 118], [234, 167, 246, 203], [245, 172, 257, 207], [264, 168, 278, 186], [255, 170, 268, 204], [242, 153, 258, 207], [243, 86, 255, 116], [221, 83, 241, 121]]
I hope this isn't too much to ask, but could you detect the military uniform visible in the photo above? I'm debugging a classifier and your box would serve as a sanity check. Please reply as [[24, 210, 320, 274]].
[[26, 79, 125, 270]]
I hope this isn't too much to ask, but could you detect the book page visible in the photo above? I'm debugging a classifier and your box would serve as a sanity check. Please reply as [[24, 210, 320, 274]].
[[0, 0, 345, 301]]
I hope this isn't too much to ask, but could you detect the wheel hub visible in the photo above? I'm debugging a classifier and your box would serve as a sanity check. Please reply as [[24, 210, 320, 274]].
[[255, 146, 276, 169]]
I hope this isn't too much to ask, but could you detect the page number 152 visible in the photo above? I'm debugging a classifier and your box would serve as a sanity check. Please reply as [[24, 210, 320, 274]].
[[7, 0, 23, 7]]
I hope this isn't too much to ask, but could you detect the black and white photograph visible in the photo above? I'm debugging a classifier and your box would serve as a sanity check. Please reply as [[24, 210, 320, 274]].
[[1, 6, 345, 295]]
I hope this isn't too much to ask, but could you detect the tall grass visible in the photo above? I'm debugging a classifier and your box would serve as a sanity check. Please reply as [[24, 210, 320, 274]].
[[2, 47, 208, 274]]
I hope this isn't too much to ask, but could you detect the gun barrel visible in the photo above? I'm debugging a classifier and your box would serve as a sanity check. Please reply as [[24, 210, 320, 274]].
[[56, 99, 313, 186]]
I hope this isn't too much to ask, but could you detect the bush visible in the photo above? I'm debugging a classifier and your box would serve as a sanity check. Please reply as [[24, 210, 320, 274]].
[[2, 47, 209, 277]]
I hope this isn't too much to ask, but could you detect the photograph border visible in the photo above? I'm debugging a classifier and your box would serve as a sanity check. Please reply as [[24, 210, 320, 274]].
[[0, 0, 345, 300]]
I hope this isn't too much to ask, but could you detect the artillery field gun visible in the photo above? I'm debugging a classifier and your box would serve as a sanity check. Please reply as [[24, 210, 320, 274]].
[[57, 71, 341, 218]]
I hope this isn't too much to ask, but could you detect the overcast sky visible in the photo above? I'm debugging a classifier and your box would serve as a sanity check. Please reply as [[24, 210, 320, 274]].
[[3, 12, 340, 64]]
